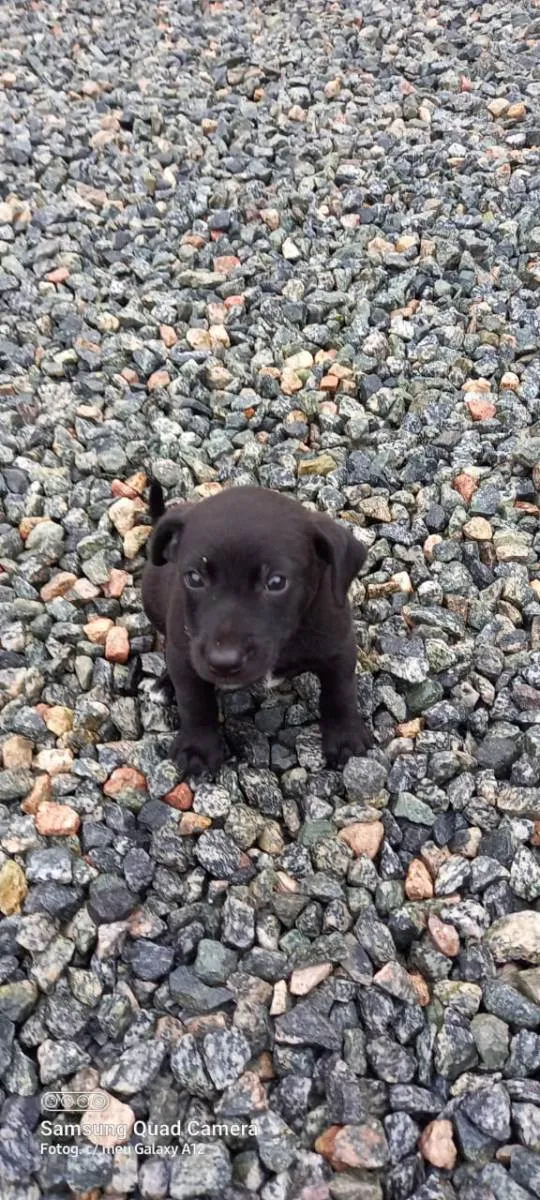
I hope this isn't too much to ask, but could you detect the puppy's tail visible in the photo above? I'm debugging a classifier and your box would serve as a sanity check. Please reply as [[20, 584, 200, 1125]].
[[148, 478, 166, 523]]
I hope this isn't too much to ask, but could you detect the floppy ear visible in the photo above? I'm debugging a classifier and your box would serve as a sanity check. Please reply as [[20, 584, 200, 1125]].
[[312, 515, 367, 606], [150, 507, 189, 566], [148, 478, 166, 522]]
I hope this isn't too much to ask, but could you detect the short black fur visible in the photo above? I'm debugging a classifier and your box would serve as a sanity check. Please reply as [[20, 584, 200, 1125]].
[[142, 481, 372, 779]]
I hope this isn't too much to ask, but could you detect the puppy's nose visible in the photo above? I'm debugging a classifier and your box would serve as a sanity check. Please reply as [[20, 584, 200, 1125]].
[[206, 643, 244, 676]]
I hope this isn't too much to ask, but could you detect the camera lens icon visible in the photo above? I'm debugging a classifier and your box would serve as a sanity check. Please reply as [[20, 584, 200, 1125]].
[[41, 1090, 110, 1112]]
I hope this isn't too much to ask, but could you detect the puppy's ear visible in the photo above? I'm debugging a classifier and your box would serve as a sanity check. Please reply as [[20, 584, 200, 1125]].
[[313, 515, 367, 606], [148, 478, 166, 523], [150, 507, 189, 566]]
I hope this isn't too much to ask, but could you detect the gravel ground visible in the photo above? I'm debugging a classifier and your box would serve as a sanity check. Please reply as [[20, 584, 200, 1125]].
[[0, 0, 540, 1196]]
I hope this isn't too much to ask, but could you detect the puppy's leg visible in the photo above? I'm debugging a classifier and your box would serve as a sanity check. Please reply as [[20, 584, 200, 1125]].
[[167, 645, 225, 779], [318, 646, 372, 768]]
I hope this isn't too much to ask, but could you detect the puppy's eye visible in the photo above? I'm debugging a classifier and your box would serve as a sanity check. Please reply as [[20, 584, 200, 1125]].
[[266, 573, 288, 593], [184, 570, 205, 589]]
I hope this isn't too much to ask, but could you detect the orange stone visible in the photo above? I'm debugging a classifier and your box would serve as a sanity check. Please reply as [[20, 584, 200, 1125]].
[[35, 802, 80, 836], [428, 914, 460, 957], [84, 617, 114, 645], [209, 324, 229, 349], [103, 568, 131, 598], [34, 748, 73, 775], [515, 501, 540, 516], [186, 328, 212, 351], [46, 266, 70, 283], [453, 473, 478, 502], [147, 370, 170, 391], [214, 255, 240, 274], [44, 706, 73, 735], [409, 972, 431, 1006], [164, 783, 193, 810], [405, 858, 434, 900], [466, 399, 496, 421], [125, 471, 147, 496], [0, 862, 27, 915], [84, 1091, 134, 1148], [121, 368, 139, 385], [419, 1120, 457, 1170], [328, 363, 353, 380], [253, 1051, 274, 1081], [19, 516, 48, 540], [281, 368, 305, 397], [395, 718, 423, 738], [184, 1012, 228, 1037], [260, 208, 280, 230], [105, 626, 130, 664], [2, 735, 33, 769], [338, 821, 384, 859], [421, 843, 451, 877], [40, 572, 77, 602], [424, 534, 443, 561], [192, 482, 223, 500], [500, 371, 520, 391], [109, 497, 145, 535], [207, 302, 228, 323], [313, 1126, 340, 1163], [289, 963, 332, 995], [320, 374, 339, 391], [103, 767, 147, 797], [182, 233, 205, 248], [178, 812, 211, 835], [325, 79, 342, 98], [463, 378, 491, 393], [111, 479, 139, 499], [160, 324, 177, 348], [224, 294, 245, 308], [315, 1121, 389, 1170], [22, 774, 52, 814]]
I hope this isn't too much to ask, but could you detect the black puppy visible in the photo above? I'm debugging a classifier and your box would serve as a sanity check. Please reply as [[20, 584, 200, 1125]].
[[142, 481, 371, 778]]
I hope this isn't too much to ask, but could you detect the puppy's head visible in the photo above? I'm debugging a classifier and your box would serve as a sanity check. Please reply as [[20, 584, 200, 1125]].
[[150, 487, 366, 688]]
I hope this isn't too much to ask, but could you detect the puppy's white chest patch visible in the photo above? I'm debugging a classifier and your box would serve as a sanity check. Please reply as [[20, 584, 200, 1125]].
[[148, 680, 171, 705], [263, 672, 284, 690]]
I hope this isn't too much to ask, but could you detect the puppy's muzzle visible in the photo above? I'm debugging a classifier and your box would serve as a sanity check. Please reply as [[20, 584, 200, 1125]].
[[206, 641, 246, 679]]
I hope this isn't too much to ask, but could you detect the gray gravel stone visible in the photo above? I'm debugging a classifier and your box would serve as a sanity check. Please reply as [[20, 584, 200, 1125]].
[[169, 1143, 232, 1199], [87, 874, 136, 923], [202, 1029, 252, 1090], [168, 967, 233, 1013], [100, 1041, 166, 1096], [483, 981, 540, 1030], [461, 1083, 511, 1142], [193, 939, 238, 986]]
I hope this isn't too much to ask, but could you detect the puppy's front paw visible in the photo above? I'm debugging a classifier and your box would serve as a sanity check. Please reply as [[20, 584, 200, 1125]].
[[172, 728, 226, 780], [321, 715, 373, 768]]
